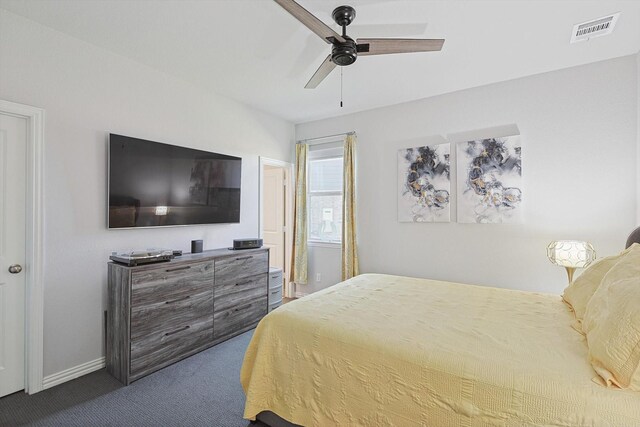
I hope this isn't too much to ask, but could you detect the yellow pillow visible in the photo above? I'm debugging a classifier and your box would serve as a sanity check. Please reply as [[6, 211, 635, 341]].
[[562, 244, 637, 326], [582, 245, 640, 390]]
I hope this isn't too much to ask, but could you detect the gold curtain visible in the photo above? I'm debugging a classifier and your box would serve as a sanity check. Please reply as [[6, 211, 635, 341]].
[[342, 134, 359, 281], [290, 143, 308, 284]]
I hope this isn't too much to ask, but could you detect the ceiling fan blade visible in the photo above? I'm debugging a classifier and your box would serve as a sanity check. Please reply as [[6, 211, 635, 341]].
[[356, 38, 444, 56], [350, 23, 428, 39], [305, 55, 336, 89], [273, 0, 345, 44]]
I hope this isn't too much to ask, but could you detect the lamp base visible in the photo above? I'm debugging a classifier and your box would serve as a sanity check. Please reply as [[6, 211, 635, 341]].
[[565, 267, 576, 284]]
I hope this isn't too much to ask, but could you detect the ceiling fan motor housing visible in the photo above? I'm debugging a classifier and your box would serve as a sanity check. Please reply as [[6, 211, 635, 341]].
[[332, 36, 357, 66], [330, 5, 357, 66]]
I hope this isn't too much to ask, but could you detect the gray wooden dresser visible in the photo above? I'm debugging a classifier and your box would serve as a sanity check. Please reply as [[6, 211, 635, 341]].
[[106, 247, 269, 385]]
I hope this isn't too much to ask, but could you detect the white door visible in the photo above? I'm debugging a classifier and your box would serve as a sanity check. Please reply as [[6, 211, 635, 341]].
[[0, 113, 27, 397], [263, 167, 285, 274]]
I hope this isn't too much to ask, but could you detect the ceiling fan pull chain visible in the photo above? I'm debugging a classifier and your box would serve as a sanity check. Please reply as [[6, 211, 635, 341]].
[[340, 67, 343, 108]]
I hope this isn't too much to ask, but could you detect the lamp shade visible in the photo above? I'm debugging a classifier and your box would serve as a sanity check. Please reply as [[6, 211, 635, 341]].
[[547, 240, 596, 268]]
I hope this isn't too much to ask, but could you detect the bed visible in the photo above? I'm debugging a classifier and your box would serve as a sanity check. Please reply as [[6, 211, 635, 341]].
[[241, 240, 640, 426]]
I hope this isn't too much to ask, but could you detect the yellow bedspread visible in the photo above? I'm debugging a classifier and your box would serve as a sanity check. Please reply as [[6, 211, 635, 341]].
[[241, 274, 640, 426]]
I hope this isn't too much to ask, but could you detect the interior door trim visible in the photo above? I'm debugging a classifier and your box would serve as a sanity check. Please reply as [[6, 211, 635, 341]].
[[0, 100, 45, 394], [258, 156, 294, 297]]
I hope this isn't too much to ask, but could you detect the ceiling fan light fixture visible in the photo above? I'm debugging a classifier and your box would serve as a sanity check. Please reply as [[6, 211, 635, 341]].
[[331, 36, 358, 66]]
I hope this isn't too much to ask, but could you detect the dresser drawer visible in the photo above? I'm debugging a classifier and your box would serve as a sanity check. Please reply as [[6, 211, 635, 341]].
[[268, 285, 282, 304], [269, 269, 283, 288], [130, 315, 213, 379], [214, 296, 267, 340], [268, 298, 282, 313], [215, 251, 268, 283], [215, 273, 267, 312], [131, 261, 214, 308], [130, 289, 213, 342]]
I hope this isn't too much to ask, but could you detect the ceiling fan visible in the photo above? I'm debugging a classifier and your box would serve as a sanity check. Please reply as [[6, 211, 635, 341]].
[[273, 0, 445, 89]]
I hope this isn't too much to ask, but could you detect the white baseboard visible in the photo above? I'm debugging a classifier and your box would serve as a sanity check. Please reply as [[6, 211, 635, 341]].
[[295, 291, 308, 298], [42, 357, 106, 390]]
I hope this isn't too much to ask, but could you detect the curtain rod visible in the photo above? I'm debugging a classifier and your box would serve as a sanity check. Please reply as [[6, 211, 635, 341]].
[[296, 131, 355, 145]]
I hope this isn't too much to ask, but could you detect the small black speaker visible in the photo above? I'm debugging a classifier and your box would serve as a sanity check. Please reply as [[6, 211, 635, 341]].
[[191, 239, 203, 253]]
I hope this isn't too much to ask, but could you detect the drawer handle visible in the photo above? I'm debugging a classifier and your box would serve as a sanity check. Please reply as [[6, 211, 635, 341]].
[[165, 295, 190, 305], [235, 256, 253, 261], [270, 290, 279, 295], [164, 325, 190, 336], [166, 266, 191, 272], [234, 280, 251, 287], [234, 303, 253, 312]]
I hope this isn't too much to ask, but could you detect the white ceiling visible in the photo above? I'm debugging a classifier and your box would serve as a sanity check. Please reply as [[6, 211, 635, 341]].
[[1, 0, 639, 123]]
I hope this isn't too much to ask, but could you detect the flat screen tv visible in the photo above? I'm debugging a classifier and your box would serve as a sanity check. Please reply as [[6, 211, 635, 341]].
[[108, 134, 241, 228]]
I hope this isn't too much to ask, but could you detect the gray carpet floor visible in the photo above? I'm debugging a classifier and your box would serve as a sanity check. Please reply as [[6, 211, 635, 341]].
[[0, 330, 263, 427]]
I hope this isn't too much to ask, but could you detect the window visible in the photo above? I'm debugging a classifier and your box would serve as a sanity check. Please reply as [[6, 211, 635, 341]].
[[308, 153, 343, 245]]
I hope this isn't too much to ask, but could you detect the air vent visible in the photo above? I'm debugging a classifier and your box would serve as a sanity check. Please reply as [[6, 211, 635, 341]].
[[570, 12, 620, 43]]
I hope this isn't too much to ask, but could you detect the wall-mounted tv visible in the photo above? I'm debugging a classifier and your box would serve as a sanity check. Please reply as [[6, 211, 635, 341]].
[[108, 134, 241, 228]]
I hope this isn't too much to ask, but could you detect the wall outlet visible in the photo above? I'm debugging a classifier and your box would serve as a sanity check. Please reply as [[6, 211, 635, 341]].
[[316, 273, 321, 282]]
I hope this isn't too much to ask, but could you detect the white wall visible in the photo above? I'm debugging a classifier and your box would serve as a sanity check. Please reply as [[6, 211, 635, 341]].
[[0, 10, 294, 377], [296, 55, 638, 295], [637, 51, 640, 225], [304, 246, 341, 295]]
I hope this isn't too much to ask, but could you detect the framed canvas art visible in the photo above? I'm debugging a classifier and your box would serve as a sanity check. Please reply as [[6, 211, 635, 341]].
[[398, 143, 450, 222], [457, 136, 522, 223]]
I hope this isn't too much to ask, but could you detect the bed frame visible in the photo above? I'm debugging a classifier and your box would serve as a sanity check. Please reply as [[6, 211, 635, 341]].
[[254, 411, 300, 427], [252, 227, 640, 427]]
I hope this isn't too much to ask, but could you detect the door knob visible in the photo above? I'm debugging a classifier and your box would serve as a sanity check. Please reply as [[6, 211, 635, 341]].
[[8, 264, 22, 274]]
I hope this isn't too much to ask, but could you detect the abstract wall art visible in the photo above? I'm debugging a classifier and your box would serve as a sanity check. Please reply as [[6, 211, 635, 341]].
[[398, 143, 450, 222], [456, 135, 523, 223]]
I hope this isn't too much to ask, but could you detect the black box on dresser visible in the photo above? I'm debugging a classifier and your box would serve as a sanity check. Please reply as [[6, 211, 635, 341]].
[[106, 247, 269, 385]]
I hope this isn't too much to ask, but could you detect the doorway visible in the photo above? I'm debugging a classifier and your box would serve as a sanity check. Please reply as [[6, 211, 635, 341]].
[[0, 100, 45, 396], [0, 112, 27, 397], [259, 158, 293, 298]]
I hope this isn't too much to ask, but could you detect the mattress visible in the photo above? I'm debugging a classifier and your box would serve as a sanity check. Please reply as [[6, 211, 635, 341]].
[[241, 274, 640, 426]]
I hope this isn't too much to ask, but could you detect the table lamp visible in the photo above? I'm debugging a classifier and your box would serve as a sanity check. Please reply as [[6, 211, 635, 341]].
[[546, 240, 596, 283]]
